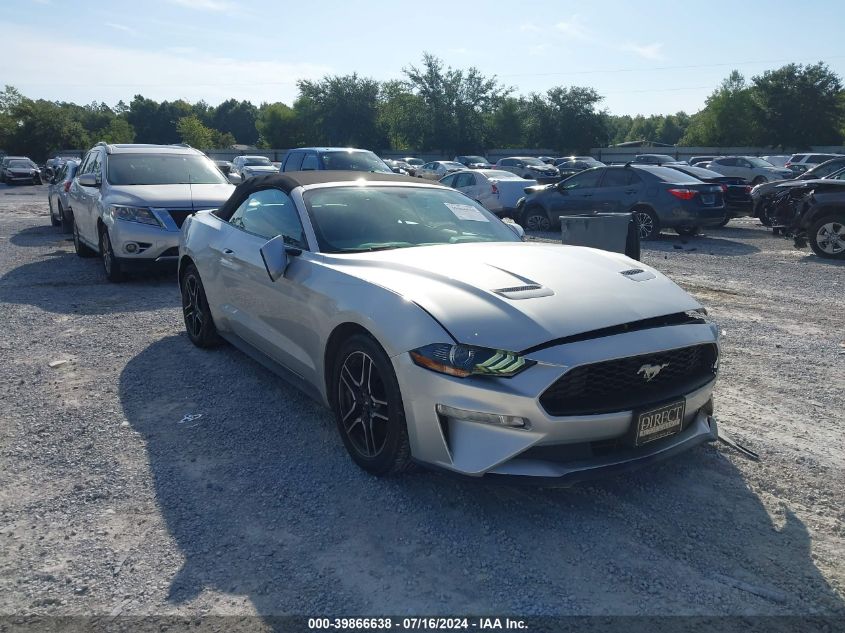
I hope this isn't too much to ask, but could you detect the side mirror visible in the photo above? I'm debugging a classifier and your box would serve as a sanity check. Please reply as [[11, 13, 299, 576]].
[[260, 235, 290, 282], [228, 173, 242, 184], [77, 173, 99, 188]]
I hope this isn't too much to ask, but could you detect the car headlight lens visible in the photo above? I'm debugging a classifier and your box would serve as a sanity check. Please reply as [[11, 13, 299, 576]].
[[686, 308, 720, 339], [111, 205, 161, 227], [410, 343, 535, 378]]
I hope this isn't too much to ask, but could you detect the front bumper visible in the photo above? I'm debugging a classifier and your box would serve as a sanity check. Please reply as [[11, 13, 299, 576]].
[[393, 323, 719, 484], [106, 216, 180, 265]]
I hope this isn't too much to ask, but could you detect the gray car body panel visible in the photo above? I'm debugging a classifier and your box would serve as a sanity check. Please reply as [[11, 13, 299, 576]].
[[180, 178, 719, 480]]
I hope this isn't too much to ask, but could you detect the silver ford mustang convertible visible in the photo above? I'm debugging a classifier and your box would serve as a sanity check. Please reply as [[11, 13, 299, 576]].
[[179, 171, 721, 484]]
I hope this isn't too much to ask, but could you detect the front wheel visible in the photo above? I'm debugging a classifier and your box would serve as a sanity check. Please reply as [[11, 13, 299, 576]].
[[99, 226, 124, 282], [633, 208, 660, 240], [181, 263, 221, 347], [716, 215, 731, 227], [332, 334, 412, 475], [59, 202, 73, 233], [752, 176, 767, 185], [73, 220, 97, 258], [49, 199, 61, 227], [522, 206, 552, 232], [808, 214, 845, 259]]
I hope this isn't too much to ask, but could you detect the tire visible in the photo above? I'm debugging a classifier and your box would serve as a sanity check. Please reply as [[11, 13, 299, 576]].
[[34, 175, 42, 185], [752, 176, 767, 185], [522, 206, 552, 232], [331, 333, 412, 475], [180, 263, 221, 347], [59, 202, 73, 234], [716, 215, 731, 227], [808, 214, 845, 259], [99, 225, 124, 282], [633, 207, 660, 240], [625, 216, 641, 260], [49, 199, 61, 227], [72, 220, 97, 258], [676, 225, 700, 237]]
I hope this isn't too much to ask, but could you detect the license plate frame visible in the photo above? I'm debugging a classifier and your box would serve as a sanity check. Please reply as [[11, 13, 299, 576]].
[[701, 193, 715, 205], [635, 400, 686, 446]]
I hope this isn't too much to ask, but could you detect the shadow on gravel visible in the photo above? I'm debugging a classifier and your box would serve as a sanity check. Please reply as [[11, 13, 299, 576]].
[[644, 233, 760, 257], [9, 224, 67, 247], [0, 250, 178, 315], [121, 336, 845, 622]]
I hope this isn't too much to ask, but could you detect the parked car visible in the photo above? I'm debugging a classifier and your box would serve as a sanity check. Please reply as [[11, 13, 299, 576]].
[[663, 164, 752, 225], [214, 160, 234, 177], [750, 157, 845, 216], [439, 169, 536, 217], [178, 170, 720, 481], [399, 157, 424, 176], [383, 159, 412, 175], [538, 156, 556, 164], [415, 160, 465, 180], [67, 143, 235, 281], [47, 159, 79, 232], [1, 156, 28, 183], [762, 155, 790, 168], [1, 157, 42, 185], [785, 152, 844, 175], [553, 158, 606, 178], [280, 148, 393, 174], [706, 156, 792, 185], [495, 157, 559, 182], [753, 168, 845, 227], [789, 181, 845, 259], [633, 154, 686, 166], [516, 164, 726, 238], [45, 155, 79, 181], [689, 156, 719, 167], [454, 155, 494, 169], [231, 155, 278, 181]]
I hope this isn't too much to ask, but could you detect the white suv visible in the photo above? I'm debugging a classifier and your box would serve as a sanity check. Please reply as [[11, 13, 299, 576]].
[[68, 143, 235, 282]]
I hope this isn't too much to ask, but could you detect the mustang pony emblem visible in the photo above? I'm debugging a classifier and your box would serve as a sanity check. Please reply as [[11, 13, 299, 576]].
[[638, 363, 669, 382]]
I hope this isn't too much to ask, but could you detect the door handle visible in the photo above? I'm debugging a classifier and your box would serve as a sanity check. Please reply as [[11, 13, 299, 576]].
[[223, 248, 235, 255]]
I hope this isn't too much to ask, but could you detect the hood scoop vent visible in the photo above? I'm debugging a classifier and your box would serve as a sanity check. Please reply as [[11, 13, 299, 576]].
[[494, 284, 555, 300], [619, 268, 656, 282]]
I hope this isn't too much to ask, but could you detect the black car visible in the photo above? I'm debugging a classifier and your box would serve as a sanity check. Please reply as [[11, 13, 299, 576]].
[[753, 165, 845, 224], [664, 164, 752, 225], [1, 158, 42, 185], [454, 155, 494, 169], [791, 182, 845, 259], [633, 153, 686, 166], [553, 158, 606, 179], [516, 164, 726, 238]]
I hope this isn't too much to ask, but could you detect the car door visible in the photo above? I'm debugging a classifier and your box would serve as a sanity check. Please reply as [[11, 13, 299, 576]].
[[458, 172, 484, 201], [74, 150, 102, 244], [594, 167, 640, 213], [551, 168, 604, 215], [216, 187, 318, 382]]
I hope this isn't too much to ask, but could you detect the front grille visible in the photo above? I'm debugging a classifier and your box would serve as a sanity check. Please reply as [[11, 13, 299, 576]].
[[539, 344, 717, 417], [166, 210, 194, 228]]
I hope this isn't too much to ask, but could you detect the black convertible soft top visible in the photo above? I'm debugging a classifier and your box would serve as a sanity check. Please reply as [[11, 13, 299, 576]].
[[215, 170, 425, 221]]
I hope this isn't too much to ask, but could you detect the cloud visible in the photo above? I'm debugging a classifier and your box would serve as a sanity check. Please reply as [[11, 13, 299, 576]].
[[0, 24, 332, 107], [621, 42, 665, 60], [167, 0, 236, 11], [554, 16, 593, 41], [105, 22, 135, 34], [519, 23, 542, 33]]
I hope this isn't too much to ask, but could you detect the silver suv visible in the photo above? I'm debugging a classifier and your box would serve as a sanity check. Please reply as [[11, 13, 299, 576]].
[[68, 143, 235, 281]]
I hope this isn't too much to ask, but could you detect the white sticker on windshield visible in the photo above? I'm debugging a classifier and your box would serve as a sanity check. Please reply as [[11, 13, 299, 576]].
[[444, 203, 489, 222]]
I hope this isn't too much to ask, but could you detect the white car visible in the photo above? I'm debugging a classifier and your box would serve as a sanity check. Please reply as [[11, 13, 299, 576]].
[[415, 161, 465, 181], [230, 155, 278, 183], [440, 169, 536, 217], [706, 156, 792, 184]]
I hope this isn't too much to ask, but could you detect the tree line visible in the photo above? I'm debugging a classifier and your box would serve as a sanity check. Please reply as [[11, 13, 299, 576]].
[[1, 55, 843, 162]]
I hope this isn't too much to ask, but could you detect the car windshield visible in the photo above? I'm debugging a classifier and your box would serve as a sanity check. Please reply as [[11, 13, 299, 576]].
[[319, 151, 392, 173], [522, 158, 546, 166], [441, 162, 465, 169], [303, 186, 520, 253], [747, 157, 774, 167], [8, 160, 32, 169], [461, 156, 487, 163], [404, 158, 424, 166], [641, 154, 676, 163], [243, 157, 272, 166], [107, 154, 229, 185]]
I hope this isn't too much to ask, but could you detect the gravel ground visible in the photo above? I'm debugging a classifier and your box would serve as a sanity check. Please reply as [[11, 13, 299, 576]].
[[0, 184, 843, 625]]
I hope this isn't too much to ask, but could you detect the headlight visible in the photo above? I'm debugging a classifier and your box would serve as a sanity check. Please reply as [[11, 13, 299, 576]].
[[110, 205, 161, 227], [410, 343, 535, 378], [686, 308, 720, 339]]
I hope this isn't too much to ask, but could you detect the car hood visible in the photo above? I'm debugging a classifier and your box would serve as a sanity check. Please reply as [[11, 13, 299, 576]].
[[105, 183, 235, 209], [324, 242, 701, 351]]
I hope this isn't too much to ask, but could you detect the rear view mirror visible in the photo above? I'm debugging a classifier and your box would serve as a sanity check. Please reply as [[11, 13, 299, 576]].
[[259, 235, 289, 282], [77, 173, 99, 187], [502, 218, 525, 239]]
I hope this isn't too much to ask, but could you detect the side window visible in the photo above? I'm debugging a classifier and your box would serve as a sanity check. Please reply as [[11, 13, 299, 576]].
[[78, 151, 94, 175], [500, 159, 512, 167], [561, 168, 603, 190], [738, 159, 751, 168], [600, 169, 629, 187], [301, 153, 319, 171], [454, 173, 473, 188], [440, 174, 457, 187], [228, 188, 306, 247], [90, 152, 103, 182], [719, 157, 737, 167], [284, 152, 305, 172], [422, 162, 434, 170], [627, 170, 643, 185]]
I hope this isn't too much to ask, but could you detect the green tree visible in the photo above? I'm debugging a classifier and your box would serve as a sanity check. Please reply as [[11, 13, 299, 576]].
[[523, 86, 607, 152], [97, 117, 135, 143], [213, 99, 259, 145], [377, 80, 425, 150], [681, 71, 758, 146], [256, 102, 302, 148], [176, 115, 213, 148], [486, 97, 525, 148], [751, 62, 843, 147]]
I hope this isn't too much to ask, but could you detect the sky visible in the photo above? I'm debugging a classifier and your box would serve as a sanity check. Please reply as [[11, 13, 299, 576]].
[[3, 0, 845, 116]]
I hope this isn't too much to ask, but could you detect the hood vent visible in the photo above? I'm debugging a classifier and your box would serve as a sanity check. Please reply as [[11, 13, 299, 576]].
[[494, 284, 555, 300], [619, 268, 655, 282]]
